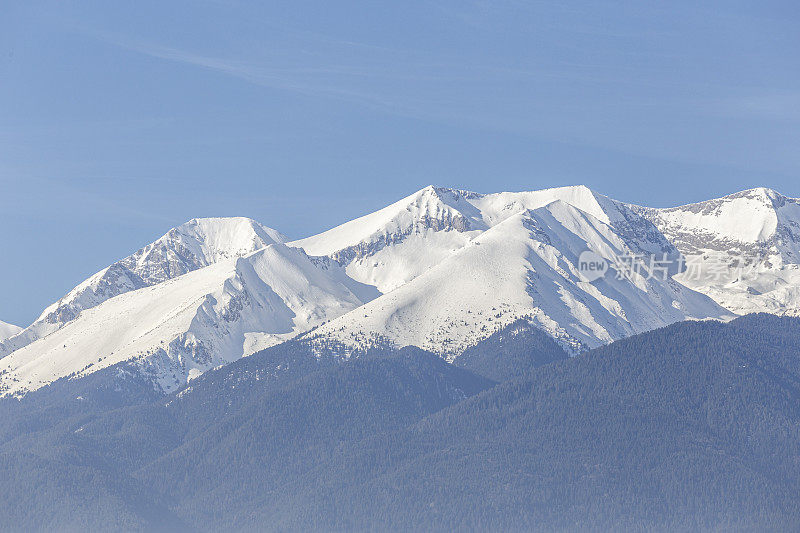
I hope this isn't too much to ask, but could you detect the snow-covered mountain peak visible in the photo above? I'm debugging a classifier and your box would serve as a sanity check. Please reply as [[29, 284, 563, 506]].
[[728, 187, 785, 206], [290, 185, 486, 259], [302, 196, 727, 358], [290, 185, 618, 262], [0, 217, 288, 359], [288, 185, 489, 293], [42, 216, 286, 320], [155, 217, 286, 266], [0, 320, 22, 342], [630, 188, 800, 317], [468, 185, 610, 226], [632, 188, 799, 249], [0, 241, 373, 398], [288, 184, 677, 296], [5, 183, 799, 399], [430, 185, 482, 199], [469, 187, 677, 258]]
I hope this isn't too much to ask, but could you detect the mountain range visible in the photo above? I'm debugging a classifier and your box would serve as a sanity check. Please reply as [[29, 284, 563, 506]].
[[2, 314, 798, 530], [2, 185, 799, 397]]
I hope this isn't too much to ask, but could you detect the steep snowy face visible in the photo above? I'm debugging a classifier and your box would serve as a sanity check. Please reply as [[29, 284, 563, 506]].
[[632, 188, 800, 315], [0, 321, 21, 342], [469, 185, 677, 256], [44, 217, 287, 323], [290, 186, 487, 292], [0, 244, 374, 398], [632, 188, 799, 255], [0, 217, 286, 358], [303, 201, 728, 357], [292, 186, 485, 257], [290, 184, 674, 294], [6, 184, 797, 398]]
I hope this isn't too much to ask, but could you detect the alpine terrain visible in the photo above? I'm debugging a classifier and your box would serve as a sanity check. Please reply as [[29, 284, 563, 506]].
[[631, 187, 800, 316], [1, 315, 798, 530], [0, 321, 21, 342], [0, 218, 376, 397], [2, 185, 798, 397]]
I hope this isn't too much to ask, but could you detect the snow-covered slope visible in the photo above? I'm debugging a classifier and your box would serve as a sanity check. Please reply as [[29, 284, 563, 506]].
[[5, 184, 798, 398], [0, 217, 286, 358], [290, 185, 673, 293], [303, 200, 729, 357], [631, 188, 800, 316], [468, 186, 676, 255], [0, 243, 375, 397], [0, 321, 21, 342], [290, 186, 486, 293]]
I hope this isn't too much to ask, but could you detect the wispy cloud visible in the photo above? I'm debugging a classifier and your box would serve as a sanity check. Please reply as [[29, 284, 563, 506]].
[[90, 32, 431, 115], [74, 23, 800, 175]]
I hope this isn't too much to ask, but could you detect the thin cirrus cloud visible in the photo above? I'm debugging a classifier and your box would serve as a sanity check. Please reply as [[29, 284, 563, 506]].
[[92, 32, 448, 117], [83, 27, 800, 175], [89, 33, 647, 135], [86, 28, 633, 124]]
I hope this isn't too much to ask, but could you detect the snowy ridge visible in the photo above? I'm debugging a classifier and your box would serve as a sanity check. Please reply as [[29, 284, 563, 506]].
[[3, 184, 799, 398], [0, 217, 285, 358], [0, 243, 374, 397], [290, 186, 486, 293], [289, 185, 674, 294], [631, 188, 800, 316], [291, 186, 484, 258], [302, 200, 728, 357], [0, 321, 21, 342], [630, 188, 800, 253]]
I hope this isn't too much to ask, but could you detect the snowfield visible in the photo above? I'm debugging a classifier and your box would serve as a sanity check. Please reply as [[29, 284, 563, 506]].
[[2, 185, 798, 396], [631, 188, 800, 316], [0, 243, 374, 397], [302, 200, 728, 357], [0, 217, 286, 360], [0, 321, 21, 342]]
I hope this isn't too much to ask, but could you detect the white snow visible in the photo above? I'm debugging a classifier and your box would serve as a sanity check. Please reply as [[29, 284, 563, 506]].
[[289, 186, 485, 293], [632, 188, 800, 316], [467, 185, 617, 226], [0, 320, 21, 342], [303, 200, 728, 357], [0, 242, 373, 397], [4, 184, 800, 398], [635, 188, 784, 244], [0, 217, 286, 359], [288, 184, 663, 294], [290, 186, 485, 257]]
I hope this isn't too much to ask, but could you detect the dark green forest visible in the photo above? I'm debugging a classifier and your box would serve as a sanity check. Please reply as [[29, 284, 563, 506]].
[[1, 314, 799, 531]]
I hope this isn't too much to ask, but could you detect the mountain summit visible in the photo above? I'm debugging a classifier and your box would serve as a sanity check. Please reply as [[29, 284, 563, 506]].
[[302, 198, 726, 356], [1, 185, 798, 397], [0, 219, 373, 397], [0, 217, 287, 359], [0, 320, 21, 342], [631, 188, 800, 315]]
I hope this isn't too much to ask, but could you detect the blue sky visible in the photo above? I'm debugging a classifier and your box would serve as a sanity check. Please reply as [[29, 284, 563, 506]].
[[2, 0, 799, 327]]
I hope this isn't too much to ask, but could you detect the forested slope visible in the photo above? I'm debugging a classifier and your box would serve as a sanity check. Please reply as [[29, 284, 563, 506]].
[[1, 315, 799, 531]]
